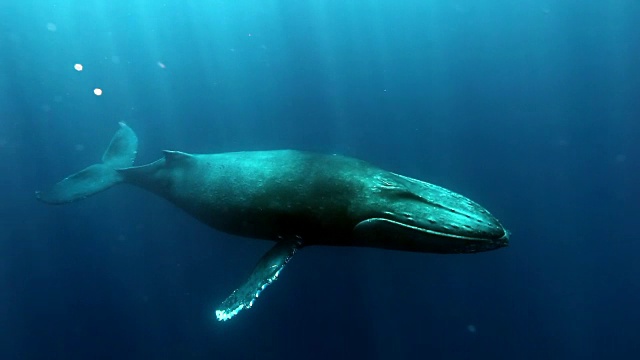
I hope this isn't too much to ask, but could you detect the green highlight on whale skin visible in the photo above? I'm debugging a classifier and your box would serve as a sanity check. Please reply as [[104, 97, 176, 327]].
[[36, 123, 509, 321]]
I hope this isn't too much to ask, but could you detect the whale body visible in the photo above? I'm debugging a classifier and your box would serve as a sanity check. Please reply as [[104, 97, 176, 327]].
[[37, 123, 509, 321]]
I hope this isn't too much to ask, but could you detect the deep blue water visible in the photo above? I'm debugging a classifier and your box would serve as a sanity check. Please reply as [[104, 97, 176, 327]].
[[1, 1, 639, 359]]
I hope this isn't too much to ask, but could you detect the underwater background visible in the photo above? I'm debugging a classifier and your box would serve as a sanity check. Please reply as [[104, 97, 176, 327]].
[[1, 0, 639, 359]]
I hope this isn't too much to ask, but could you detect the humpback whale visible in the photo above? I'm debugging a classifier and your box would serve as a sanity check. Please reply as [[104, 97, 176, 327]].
[[36, 123, 509, 321]]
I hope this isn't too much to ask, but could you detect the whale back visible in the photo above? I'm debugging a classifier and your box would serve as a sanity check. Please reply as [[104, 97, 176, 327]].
[[120, 150, 375, 243]]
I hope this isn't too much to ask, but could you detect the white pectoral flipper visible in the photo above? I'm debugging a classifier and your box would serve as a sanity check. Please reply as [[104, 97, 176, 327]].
[[216, 239, 302, 321]]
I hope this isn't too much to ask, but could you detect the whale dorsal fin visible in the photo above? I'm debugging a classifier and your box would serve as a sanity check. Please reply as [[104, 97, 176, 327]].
[[216, 238, 302, 321]]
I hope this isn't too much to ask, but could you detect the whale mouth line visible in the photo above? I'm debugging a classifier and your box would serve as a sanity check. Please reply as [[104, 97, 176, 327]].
[[376, 218, 508, 243]]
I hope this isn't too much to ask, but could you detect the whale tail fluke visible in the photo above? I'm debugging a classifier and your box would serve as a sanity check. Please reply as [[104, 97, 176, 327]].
[[36, 122, 138, 204]]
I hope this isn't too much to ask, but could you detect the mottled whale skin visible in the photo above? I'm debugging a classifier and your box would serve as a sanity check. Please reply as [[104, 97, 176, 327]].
[[37, 123, 509, 321]]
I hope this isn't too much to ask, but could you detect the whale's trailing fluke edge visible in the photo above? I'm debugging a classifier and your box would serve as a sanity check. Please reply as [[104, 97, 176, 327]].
[[36, 122, 138, 204]]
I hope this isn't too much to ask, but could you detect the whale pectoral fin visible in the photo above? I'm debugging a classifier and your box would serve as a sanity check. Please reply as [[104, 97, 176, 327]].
[[215, 239, 302, 321]]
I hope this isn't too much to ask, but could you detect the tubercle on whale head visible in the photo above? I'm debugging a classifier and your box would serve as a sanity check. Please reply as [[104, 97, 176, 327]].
[[352, 173, 509, 254]]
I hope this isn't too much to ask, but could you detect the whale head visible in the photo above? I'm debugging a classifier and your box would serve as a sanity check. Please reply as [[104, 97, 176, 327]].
[[353, 173, 509, 254]]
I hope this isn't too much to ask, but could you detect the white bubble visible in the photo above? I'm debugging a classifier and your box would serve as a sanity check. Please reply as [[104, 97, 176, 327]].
[[74, 63, 83, 71], [93, 88, 103, 96]]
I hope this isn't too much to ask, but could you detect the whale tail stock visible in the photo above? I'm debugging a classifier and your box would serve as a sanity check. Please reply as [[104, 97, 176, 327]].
[[36, 122, 138, 204]]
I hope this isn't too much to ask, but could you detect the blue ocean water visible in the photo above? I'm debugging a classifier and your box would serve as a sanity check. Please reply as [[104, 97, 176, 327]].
[[1, 0, 639, 359]]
